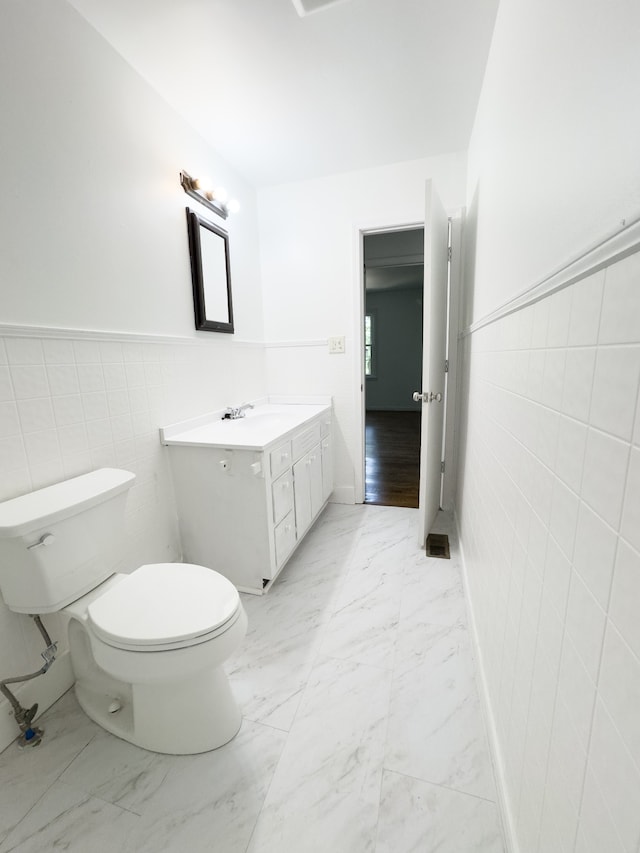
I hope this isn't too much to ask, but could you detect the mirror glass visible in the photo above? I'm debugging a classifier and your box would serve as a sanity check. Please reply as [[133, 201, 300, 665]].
[[186, 208, 234, 333]]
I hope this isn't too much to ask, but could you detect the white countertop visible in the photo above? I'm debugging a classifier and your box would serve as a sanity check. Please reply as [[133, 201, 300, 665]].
[[160, 401, 331, 451]]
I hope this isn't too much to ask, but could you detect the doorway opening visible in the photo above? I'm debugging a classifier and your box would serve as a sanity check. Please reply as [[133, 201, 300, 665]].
[[363, 228, 424, 508]]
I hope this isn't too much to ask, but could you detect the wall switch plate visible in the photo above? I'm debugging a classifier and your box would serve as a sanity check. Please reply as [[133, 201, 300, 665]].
[[328, 336, 345, 354]]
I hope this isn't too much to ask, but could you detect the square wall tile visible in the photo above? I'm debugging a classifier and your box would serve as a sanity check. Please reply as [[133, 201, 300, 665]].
[[0, 366, 13, 401], [17, 398, 55, 433], [549, 477, 579, 559], [46, 364, 80, 397], [587, 699, 640, 852], [543, 534, 572, 620], [77, 363, 105, 393], [99, 341, 123, 363], [598, 622, 640, 769], [572, 502, 617, 609], [43, 339, 74, 364], [555, 416, 587, 493], [576, 769, 626, 853], [542, 348, 566, 411], [564, 571, 606, 684], [568, 270, 605, 347], [562, 348, 596, 422], [23, 430, 61, 467], [580, 429, 630, 530], [5, 337, 44, 364], [599, 250, 640, 344], [10, 364, 49, 400], [589, 346, 640, 441], [0, 434, 27, 472], [546, 287, 573, 348], [86, 419, 113, 449], [609, 540, 640, 661], [0, 401, 20, 438], [52, 395, 84, 427], [557, 632, 597, 746], [57, 423, 89, 456], [82, 392, 109, 422], [73, 340, 100, 363], [620, 447, 640, 553]]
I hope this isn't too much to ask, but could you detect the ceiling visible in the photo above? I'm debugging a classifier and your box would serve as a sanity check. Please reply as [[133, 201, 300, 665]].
[[67, 0, 499, 187]]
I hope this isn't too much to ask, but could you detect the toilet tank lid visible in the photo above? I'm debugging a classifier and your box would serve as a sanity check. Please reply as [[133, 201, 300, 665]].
[[0, 468, 136, 538]]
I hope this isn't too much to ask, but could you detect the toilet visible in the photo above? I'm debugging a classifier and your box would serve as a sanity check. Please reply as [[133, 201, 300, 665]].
[[0, 468, 247, 754]]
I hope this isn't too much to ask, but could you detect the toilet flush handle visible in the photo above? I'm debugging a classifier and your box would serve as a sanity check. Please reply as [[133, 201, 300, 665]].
[[27, 533, 56, 550]]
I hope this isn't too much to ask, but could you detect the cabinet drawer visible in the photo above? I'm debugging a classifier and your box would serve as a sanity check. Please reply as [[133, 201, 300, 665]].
[[270, 440, 292, 479], [291, 422, 321, 461], [275, 511, 296, 567], [272, 469, 294, 524]]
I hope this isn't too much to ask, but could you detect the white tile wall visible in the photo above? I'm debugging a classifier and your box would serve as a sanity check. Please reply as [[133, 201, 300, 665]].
[[0, 331, 267, 680], [456, 248, 640, 853]]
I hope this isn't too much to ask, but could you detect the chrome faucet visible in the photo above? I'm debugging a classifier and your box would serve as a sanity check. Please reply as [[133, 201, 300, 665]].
[[223, 402, 255, 420]]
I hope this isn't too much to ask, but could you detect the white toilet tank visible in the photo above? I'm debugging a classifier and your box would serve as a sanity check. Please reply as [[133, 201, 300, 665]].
[[0, 468, 135, 614]]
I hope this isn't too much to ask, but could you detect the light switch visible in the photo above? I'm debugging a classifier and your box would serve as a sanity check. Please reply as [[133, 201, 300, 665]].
[[328, 336, 345, 354]]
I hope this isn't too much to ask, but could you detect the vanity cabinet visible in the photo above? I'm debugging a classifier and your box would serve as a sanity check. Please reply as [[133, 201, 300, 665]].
[[163, 404, 333, 594]]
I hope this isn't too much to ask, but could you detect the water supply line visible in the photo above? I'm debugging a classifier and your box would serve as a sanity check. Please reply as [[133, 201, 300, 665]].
[[0, 615, 58, 748]]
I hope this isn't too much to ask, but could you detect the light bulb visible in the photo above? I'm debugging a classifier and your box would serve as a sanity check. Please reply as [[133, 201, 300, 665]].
[[213, 186, 228, 204], [227, 198, 240, 214], [194, 175, 213, 193]]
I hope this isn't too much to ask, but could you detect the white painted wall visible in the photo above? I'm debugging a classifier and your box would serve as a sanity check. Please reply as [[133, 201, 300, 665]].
[[0, 0, 267, 747], [457, 1, 640, 850], [0, 0, 264, 341], [466, 0, 640, 323], [257, 153, 467, 501]]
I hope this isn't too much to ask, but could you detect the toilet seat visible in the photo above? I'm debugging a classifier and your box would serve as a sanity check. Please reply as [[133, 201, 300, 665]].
[[87, 563, 240, 652]]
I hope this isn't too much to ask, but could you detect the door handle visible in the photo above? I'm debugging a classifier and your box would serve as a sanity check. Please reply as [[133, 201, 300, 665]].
[[412, 391, 443, 403]]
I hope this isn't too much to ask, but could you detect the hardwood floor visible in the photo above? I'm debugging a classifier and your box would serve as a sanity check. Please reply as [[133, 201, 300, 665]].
[[365, 410, 421, 508]]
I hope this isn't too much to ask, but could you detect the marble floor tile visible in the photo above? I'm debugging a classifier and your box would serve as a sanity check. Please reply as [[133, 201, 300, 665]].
[[376, 770, 504, 853], [385, 620, 496, 800], [246, 656, 392, 853], [121, 718, 286, 853], [59, 729, 176, 815], [0, 691, 100, 843], [0, 781, 139, 853]]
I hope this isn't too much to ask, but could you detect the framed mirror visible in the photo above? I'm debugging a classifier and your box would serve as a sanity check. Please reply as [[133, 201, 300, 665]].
[[186, 208, 234, 333]]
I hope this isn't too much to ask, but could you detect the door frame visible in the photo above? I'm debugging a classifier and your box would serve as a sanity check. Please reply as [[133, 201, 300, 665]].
[[353, 219, 425, 505], [353, 210, 464, 511]]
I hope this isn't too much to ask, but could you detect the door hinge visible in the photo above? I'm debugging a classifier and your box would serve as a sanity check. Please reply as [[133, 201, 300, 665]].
[[447, 246, 452, 262], [444, 359, 449, 373], [441, 461, 445, 474]]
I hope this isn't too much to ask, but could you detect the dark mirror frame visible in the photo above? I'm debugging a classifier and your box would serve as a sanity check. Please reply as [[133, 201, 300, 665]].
[[186, 208, 234, 333]]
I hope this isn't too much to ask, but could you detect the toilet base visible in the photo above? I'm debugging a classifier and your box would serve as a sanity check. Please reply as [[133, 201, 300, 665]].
[[75, 664, 242, 754]]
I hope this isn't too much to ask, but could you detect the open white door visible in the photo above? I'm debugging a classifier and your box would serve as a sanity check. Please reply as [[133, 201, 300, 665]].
[[415, 180, 449, 546]]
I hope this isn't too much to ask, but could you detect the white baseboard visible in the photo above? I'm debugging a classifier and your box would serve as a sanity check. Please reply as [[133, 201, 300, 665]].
[[0, 650, 74, 754], [454, 510, 519, 853], [329, 486, 356, 504]]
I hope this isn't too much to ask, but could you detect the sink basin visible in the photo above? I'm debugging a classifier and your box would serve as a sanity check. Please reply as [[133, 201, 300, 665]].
[[162, 403, 330, 450]]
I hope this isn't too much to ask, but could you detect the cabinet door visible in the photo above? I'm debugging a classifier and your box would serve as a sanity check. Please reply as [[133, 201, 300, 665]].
[[293, 455, 312, 536], [309, 446, 323, 519], [272, 469, 294, 525], [321, 437, 333, 502]]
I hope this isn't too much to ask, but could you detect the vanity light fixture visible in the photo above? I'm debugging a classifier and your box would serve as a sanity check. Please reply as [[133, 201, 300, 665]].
[[180, 171, 240, 220]]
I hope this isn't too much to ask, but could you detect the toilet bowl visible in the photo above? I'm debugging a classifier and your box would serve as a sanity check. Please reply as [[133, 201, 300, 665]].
[[0, 468, 247, 755], [64, 562, 248, 754]]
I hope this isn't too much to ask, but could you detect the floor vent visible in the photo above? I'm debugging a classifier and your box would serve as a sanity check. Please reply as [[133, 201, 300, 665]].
[[425, 533, 450, 559]]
